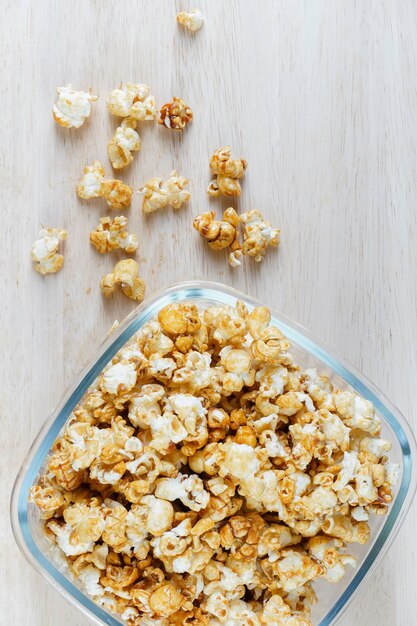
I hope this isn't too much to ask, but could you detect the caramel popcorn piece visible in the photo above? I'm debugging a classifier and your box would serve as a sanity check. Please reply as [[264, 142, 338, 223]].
[[53, 85, 98, 129], [241, 209, 280, 262], [139, 170, 190, 213], [207, 146, 247, 197], [90, 216, 138, 254], [30, 299, 399, 625], [100, 259, 145, 302], [158, 97, 193, 131], [31, 227, 67, 275], [107, 83, 157, 120], [77, 161, 133, 210], [193, 207, 242, 267], [177, 9, 205, 31], [107, 118, 141, 169]]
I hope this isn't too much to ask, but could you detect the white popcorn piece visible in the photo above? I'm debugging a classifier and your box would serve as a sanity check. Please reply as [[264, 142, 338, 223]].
[[53, 85, 98, 128], [47, 522, 95, 556], [333, 451, 359, 491], [140, 495, 174, 536], [275, 550, 323, 592], [107, 82, 157, 120], [155, 473, 209, 511], [177, 9, 205, 31], [128, 384, 165, 428], [219, 442, 260, 480], [77, 161, 133, 210], [108, 118, 141, 169], [100, 361, 137, 395], [31, 227, 67, 275], [351, 506, 369, 522], [385, 462, 400, 486], [318, 410, 350, 451], [139, 170, 191, 213], [78, 565, 105, 597], [334, 391, 381, 435]]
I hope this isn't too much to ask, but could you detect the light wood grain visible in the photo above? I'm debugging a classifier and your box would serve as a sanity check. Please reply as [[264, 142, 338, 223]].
[[1, 1, 417, 624]]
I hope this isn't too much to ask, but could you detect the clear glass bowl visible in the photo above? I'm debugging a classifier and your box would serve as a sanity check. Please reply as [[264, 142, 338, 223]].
[[11, 281, 417, 626]]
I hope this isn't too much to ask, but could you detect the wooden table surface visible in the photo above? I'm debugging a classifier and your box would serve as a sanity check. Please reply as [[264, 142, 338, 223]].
[[2, 1, 417, 624]]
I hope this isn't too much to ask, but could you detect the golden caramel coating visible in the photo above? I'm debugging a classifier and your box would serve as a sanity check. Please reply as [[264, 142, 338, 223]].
[[241, 209, 280, 262], [158, 97, 193, 131], [30, 301, 398, 626], [100, 259, 145, 302], [193, 207, 242, 268], [90, 216, 138, 254], [139, 171, 190, 213], [207, 146, 247, 197]]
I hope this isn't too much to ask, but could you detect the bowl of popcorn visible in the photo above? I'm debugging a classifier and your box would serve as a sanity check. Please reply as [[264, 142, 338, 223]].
[[11, 282, 417, 626]]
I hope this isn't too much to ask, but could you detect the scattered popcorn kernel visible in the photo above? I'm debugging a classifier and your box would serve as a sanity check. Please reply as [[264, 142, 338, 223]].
[[107, 118, 141, 169], [207, 146, 247, 197], [101, 179, 133, 210], [193, 208, 241, 268], [90, 216, 138, 254], [210, 146, 247, 178], [107, 83, 157, 120], [139, 170, 190, 213], [31, 227, 67, 275], [53, 85, 98, 129], [177, 9, 205, 31], [158, 97, 193, 131], [77, 161, 133, 209], [30, 299, 397, 625], [241, 209, 280, 262], [100, 259, 145, 302], [76, 161, 105, 199]]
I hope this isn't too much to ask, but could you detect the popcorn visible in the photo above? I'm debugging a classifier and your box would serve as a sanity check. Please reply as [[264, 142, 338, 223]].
[[107, 118, 141, 169], [139, 170, 190, 213], [53, 85, 98, 128], [47, 520, 95, 556], [274, 549, 323, 592], [90, 216, 138, 254], [219, 442, 260, 480], [155, 473, 210, 511], [76, 161, 105, 199], [158, 303, 201, 335], [158, 97, 193, 131], [177, 9, 205, 31], [100, 259, 145, 302], [107, 83, 157, 120], [334, 391, 381, 435], [30, 301, 398, 625], [207, 146, 247, 197], [31, 227, 67, 275], [149, 582, 184, 617], [77, 161, 133, 209], [241, 209, 280, 262], [78, 565, 105, 597], [100, 361, 137, 395], [193, 208, 242, 267]]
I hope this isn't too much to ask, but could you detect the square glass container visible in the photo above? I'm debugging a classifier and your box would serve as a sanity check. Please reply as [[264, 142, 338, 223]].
[[11, 281, 417, 626]]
